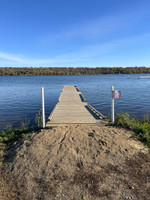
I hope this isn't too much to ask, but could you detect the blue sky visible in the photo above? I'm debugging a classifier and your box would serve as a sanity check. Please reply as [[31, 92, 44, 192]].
[[0, 0, 150, 67]]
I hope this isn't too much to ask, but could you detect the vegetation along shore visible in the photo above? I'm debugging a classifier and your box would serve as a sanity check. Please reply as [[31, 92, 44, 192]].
[[1, 66, 150, 76]]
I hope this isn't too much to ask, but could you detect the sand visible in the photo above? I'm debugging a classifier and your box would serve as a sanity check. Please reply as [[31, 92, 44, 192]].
[[1, 124, 150, 200]]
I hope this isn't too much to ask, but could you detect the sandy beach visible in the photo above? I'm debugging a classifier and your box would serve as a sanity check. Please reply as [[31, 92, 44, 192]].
[[0, 124, 150, 200]]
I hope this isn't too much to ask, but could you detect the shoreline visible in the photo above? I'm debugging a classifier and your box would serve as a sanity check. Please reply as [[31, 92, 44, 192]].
[[1, 67, 150, 76]]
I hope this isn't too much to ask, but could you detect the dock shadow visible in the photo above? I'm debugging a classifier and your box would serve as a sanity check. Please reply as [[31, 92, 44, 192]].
[[79, 94, 86, 102], [84, 105, 100, 120]]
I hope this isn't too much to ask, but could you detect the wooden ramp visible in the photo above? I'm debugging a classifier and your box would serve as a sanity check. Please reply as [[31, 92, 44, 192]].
[[46, 85, 105, 127]]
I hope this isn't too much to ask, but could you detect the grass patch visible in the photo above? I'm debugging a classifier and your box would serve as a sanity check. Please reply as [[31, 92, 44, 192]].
[[115, 113, 150, 148], [0, 123, 39, 144]]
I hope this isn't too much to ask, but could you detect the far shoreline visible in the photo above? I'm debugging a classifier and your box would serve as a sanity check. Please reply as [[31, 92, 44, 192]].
[[0, 66, 150, 76]]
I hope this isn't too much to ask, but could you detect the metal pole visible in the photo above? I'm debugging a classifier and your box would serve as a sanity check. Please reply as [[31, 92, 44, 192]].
[[111, 85, 115, 124], [41, 87, 45, 128]]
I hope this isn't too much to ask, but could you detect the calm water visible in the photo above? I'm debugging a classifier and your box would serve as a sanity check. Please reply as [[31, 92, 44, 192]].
[[0, 74, 150, 129]]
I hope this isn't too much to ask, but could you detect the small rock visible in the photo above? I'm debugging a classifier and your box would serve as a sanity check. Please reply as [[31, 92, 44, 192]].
[[128, 185, 134, 190], [124, 197, 132, 200]]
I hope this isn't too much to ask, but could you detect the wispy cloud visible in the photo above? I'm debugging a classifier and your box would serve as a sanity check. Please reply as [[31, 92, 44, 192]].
[[42, 33, 150, 63], [0, 52, 24, 62], [0, 33, 150, 66], [0, 51, 79, 65], [41, 3, 149, 43]]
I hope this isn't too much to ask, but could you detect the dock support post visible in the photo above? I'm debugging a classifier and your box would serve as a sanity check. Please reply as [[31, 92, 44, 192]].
[[41, 87, 45, 128], [111, 85, 115, 124]]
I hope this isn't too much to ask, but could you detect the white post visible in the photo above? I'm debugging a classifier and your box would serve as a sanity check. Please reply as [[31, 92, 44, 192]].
[[111, 85, 115, 124], [41, 87, 45, 128]]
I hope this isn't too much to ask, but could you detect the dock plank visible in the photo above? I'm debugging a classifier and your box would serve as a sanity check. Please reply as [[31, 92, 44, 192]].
[[46, 85, 104, 126]]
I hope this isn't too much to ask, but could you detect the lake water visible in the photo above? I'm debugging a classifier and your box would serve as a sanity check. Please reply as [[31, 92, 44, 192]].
[[0, 74, 150, 129]]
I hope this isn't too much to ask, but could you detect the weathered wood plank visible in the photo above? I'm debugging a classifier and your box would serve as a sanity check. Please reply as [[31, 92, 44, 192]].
[[46, 85, 104, 127]]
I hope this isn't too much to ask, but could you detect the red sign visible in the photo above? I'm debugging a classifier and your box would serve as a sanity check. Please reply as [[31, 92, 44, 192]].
[[112, 90, 121, 98]]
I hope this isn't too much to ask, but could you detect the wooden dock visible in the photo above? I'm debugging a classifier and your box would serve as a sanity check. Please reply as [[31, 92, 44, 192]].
[[46, 85, 105, 127]]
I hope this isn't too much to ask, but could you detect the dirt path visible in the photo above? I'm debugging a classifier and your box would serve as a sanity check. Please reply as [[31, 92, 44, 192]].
[[1, 124, 150, 200]]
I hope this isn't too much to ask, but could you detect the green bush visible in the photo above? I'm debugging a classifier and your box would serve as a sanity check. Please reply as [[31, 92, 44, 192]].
[[115, 113, 150, 148], [0, 123, 32, 143]]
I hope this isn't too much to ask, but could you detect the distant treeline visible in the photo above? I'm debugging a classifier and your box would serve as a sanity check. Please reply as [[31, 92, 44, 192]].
[[0, 67, 150, 76]]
